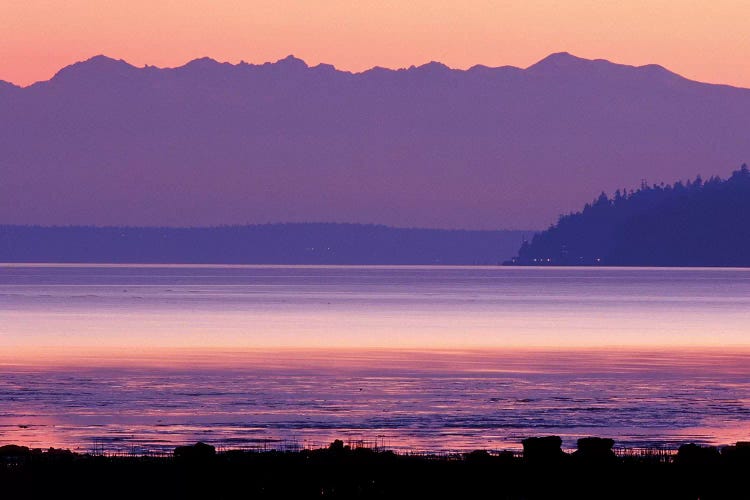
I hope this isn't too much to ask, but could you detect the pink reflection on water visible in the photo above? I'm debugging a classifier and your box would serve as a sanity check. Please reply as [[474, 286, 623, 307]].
[[2, 266, 750, 453], [1, 348, 749, 454]]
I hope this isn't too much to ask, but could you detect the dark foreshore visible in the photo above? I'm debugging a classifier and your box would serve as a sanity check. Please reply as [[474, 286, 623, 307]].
[[2, 437, 749, 499]]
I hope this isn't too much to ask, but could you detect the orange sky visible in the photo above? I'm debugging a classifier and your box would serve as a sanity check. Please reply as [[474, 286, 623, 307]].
[[1, 0, 749, 87]]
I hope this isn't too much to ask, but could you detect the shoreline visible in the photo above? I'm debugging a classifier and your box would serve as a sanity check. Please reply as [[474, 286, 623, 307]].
[[0, 438, 727, 458], [2, 438, 748, 499]]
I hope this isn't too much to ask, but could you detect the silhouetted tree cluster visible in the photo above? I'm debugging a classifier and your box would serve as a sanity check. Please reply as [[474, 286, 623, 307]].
[[2, 438, 749, 499], [511, 165, 750, 266]]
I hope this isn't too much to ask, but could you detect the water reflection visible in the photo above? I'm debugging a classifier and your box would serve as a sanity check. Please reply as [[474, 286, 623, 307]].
[[1, 349, 749, 453], [1, 265, 749, 452]]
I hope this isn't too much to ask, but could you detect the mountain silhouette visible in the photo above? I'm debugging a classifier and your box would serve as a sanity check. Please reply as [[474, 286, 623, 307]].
[[0, 80, 20, 98], [1, 53, 749, 229]]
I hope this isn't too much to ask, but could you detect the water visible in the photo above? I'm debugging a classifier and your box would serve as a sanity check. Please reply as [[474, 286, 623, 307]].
[[1, 264, 749, 453]]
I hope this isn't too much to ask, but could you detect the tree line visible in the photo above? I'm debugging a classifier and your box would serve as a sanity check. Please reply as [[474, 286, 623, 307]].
[[510, 164, 750, 266]]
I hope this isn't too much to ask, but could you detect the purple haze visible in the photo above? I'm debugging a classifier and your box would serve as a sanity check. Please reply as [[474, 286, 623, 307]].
[[1, 52, 749, 229]]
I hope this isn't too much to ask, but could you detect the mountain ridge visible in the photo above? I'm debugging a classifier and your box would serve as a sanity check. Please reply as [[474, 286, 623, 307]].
[[1, 52, 749, 230], [6, 52, 741, 89]]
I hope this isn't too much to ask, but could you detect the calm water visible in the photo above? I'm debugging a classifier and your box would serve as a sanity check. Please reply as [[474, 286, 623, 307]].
[[1, 264, 749, 453]]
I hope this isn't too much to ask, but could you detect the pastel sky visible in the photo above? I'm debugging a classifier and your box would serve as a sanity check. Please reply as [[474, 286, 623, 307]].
[[1, 0, 749, 87]]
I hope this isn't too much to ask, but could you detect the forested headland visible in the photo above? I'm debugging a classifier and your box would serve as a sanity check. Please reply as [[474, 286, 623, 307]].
[[510, 165, 750, 267]]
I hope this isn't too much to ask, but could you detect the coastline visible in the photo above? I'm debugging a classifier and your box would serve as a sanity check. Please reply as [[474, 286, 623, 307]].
[[2, 438, 748, 499]]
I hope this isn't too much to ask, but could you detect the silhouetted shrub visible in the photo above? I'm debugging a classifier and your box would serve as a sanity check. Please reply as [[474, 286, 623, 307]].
[[327, 439, 351, 454], [174, 442, 216, 462], [0, 445, 30, 457], [522, 436, 565, 464], [720, 441, 750, 465], [574, 437, 617, 464], [675, 443, 720, 466], [464, 449, 492, 464]]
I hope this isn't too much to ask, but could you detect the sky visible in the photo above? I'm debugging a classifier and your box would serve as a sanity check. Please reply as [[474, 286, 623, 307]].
[[1, 0, 749, 88]]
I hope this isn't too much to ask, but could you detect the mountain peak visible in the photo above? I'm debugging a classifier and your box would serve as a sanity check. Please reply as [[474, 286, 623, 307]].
[[312, 62, 336, 71], [274, 55, 308, 70], [76, 55, 134, 69], [525, 52, 685, 83], [526, 52, 593, 72], [184, 56, 222, 68], [413, 61, 451, 73], [51, 55, 137, 83], [637, 63, 683, 81]]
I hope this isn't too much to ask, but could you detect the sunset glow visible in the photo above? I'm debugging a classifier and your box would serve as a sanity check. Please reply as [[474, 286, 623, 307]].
[[2, 1, 750, 475], [2, 0, 750, 87]]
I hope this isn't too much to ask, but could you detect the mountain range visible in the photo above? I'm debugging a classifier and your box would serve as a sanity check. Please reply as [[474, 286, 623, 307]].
[[1, 52, 749, 230]]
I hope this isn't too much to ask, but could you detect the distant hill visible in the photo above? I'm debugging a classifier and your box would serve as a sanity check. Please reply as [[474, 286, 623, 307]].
[[1, 53, 750, 230], [0, 224, 527, 265], [509, 165, 750, 267]]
